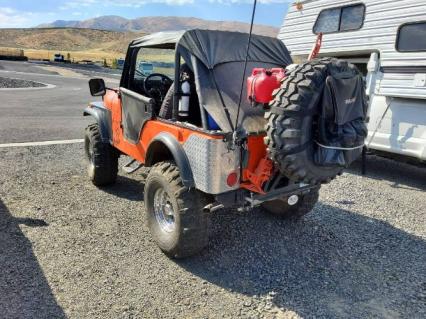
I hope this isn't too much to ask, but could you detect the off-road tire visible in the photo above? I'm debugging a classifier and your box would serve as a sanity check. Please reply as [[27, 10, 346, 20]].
[[144, 161, 211, 258], [261, 188, 320, 219], [84, 123, 118, 186], [265, 58, 359, 184]]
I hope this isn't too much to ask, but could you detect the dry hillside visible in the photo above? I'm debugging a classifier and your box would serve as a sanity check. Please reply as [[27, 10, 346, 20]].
[[0, 28, 139, 54]]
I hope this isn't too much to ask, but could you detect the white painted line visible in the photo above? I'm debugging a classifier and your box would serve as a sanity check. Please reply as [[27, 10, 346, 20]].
[[0, 139, 84, 148]]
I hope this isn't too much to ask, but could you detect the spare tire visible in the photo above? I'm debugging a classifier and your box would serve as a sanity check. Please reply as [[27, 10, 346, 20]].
[[264, 58, 363, 184]]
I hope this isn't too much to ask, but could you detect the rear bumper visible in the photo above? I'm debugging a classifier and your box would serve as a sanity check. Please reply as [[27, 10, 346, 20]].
[[214, 182, 320, 209]]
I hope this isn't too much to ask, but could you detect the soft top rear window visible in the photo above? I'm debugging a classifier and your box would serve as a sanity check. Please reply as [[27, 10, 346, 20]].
[[397, 21, 426, 52]]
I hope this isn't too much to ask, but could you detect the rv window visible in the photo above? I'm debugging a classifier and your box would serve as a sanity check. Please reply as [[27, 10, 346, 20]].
[[314, 8, 340, 33], [397, 22, 426, 52], [313, 4, 365, 34], [340, 5, 365, 31]]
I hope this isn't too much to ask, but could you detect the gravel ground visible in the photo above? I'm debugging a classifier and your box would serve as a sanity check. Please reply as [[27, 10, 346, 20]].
[[0, 76, 47, 88], [0, 144, 425, 319]]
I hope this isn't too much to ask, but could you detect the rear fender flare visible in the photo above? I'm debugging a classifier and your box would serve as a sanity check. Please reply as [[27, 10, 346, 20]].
[[145, 132, 195, 188], [83, 103, 112, 143]]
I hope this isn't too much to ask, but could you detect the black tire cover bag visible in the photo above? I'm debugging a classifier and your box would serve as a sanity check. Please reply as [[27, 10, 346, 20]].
[[264, 58, 367, 184], [315, 69, 368, 167]]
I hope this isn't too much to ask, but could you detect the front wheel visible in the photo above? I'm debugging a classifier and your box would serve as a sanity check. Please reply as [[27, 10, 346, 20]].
[[144, 161, 211, 258], [84, 123, 118, 186], [261, 188, 320, 220]]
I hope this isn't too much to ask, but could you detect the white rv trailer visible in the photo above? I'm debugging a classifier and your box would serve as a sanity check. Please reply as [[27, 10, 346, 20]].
[[279, 0, 426, 161]]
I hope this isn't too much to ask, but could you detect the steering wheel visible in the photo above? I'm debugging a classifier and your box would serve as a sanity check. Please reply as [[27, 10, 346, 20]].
[[143, 73, 173, 100]]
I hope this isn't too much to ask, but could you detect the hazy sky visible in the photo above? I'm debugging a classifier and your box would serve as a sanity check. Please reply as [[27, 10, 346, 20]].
[[0, 0, 290, 28]]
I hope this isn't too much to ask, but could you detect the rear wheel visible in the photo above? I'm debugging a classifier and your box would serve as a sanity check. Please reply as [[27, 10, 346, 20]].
[[145, 161, 211, 258], [261, 188, 319, 219], [84, 123, 118, 186]]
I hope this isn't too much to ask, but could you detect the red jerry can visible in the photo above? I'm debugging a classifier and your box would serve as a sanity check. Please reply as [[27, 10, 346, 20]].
[[247, 68, 286, 104]]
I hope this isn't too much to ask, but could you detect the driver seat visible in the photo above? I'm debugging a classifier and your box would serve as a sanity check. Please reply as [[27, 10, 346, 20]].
[[158, 83, 174, 119], [158, 63, 202, 126], [158, 82, 201, 127]]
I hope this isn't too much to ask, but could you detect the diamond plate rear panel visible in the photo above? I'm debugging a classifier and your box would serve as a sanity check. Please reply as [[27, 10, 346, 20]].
[[183, 134, 240, 194]]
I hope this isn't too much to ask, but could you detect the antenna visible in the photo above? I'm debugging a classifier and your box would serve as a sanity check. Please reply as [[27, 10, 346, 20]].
[[234, 0, 257, 134]]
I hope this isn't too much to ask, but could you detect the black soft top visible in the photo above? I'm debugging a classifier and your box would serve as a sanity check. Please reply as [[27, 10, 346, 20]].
[[131, 29, 292, 133], [130, 29, 291, 69]]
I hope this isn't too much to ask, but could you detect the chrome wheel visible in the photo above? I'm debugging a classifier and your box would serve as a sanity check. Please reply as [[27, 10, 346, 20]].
[[153, 188, 176, 233]]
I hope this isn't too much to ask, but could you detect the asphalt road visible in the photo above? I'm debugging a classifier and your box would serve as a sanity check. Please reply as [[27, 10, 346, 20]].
[[0, 61, 117, 143]]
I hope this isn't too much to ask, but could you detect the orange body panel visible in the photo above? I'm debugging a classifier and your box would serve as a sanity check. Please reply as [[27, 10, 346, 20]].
[[101, 90, 272, 194], [102, 90, 222, 164]]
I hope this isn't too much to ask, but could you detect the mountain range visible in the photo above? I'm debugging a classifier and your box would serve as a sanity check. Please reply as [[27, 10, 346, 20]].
[[37, 15, 279, 37]]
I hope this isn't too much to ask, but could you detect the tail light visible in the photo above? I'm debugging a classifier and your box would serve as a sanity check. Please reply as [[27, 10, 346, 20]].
[[226, 172, 238, 187]]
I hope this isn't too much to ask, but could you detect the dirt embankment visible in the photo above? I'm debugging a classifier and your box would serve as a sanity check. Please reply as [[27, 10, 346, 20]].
[[0, 28, 142, 63], [0, 28, 139, 53]]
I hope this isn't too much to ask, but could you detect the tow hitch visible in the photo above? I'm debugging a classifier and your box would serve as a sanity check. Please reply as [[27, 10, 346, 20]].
[[245, 183, 319, 207]]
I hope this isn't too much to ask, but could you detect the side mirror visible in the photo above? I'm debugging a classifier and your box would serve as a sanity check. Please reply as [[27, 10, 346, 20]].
[[89, 78, 106, 97]]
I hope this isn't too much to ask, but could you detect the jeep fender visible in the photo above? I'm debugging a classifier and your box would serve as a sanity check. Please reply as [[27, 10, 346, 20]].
[[145, 132, 195, 188], [83, 102, 112, 143]]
